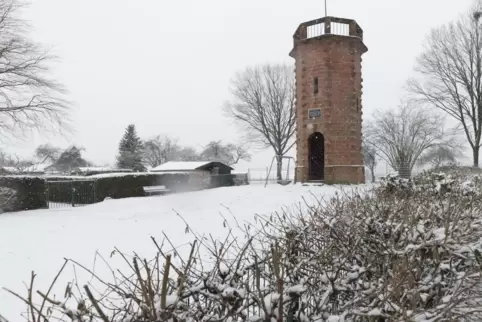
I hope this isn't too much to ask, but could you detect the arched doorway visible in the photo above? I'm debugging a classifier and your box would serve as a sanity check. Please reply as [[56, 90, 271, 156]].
[[308, 132, 324, 181]]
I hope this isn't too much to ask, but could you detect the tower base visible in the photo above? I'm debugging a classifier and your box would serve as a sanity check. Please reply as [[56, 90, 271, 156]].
[[296, 165, 365, 184]]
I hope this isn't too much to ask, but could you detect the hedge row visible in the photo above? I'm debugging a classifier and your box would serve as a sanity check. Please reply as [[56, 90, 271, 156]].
[[0, 176, 47, 212], [0, 172, 244, 212]]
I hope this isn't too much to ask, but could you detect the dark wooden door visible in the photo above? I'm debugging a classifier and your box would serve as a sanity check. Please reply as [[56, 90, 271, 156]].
[[309, 132, 324, 181]]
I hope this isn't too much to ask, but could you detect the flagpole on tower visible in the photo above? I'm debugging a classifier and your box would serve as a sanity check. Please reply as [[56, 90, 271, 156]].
[[324, 0, 327, 17]]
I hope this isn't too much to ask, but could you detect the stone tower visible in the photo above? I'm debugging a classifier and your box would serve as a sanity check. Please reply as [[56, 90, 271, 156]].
[[289, 16, 367, 184]]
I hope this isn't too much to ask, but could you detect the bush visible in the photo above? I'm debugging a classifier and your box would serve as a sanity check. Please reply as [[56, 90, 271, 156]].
[[0, 176, 47, 212]]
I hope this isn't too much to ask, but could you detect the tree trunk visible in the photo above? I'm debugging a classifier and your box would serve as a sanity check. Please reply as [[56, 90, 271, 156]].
[[370, 167, 375, 183], [473, 146, 480, 168], [276, 155, 283, 181], [398, 161, 411, 179]]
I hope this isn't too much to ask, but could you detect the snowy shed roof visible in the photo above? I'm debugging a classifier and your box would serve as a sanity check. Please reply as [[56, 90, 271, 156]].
[[151, 161, 233, 172], [151, 161, 211, 172]]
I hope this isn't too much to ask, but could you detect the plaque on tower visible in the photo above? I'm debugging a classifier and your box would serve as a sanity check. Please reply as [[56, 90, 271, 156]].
[[308, 108, 321, 119]]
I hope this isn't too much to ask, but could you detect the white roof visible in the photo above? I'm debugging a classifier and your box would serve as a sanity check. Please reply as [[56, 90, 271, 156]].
[[22, 163, 53, 173], [151, 161, 211, 172], [1, 166, 20, 173], [75, 167, 132, 173]]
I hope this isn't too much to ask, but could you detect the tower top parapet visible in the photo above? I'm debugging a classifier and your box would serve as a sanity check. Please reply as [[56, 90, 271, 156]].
[[290, 16, 367, 57]]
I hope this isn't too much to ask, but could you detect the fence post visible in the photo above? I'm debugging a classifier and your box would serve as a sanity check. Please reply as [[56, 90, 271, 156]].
[[45, 181, 49, 209], [94, 180, 97, 203], [71, 182, 75, 207]]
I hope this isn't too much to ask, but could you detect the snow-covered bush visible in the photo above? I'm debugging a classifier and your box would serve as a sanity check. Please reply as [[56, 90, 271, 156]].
[[6, 172, 482, 321]]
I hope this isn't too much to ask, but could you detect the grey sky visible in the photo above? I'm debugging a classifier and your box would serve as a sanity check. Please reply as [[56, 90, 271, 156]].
[[5, 0, 474, 171]]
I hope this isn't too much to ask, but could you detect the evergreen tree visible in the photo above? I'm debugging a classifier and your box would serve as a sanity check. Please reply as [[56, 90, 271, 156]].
[[117, 124, 145, 171]]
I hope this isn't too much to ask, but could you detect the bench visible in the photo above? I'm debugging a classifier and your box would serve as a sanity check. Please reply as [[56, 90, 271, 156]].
[[143, 185, 170, 196]]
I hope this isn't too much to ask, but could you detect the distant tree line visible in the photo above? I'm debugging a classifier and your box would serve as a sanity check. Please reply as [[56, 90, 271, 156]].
[[115, 124, 251, 171]]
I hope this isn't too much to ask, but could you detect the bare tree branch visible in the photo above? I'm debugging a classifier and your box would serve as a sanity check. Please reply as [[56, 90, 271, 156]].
[[362, 141, 378, 182], [199, 140, 251, 166], [366, 102, 456, 178], [224, 64, 295, 180], [408, 1, 482, 166], [0, 0, 72, 140]]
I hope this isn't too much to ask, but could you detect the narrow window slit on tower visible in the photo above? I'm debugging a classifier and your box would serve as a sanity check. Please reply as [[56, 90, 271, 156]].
[[314, 77, 319, 94]]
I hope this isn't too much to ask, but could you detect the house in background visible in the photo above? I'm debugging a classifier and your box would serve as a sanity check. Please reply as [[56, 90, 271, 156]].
[[150, 161, 234, 190]]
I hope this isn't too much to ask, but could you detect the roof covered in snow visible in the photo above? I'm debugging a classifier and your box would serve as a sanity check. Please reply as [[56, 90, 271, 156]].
[[74, 167, 133, 173], [22, 163, 53, 173], [151, 161, 233, 172], [151, 161, 212, 171], [0, 166, 20, 173]]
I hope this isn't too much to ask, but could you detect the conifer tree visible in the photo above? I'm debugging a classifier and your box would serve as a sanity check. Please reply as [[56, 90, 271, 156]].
[[116, 124, 145, 171]]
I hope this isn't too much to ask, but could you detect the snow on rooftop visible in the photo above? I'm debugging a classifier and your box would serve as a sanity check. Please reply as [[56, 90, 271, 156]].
[[75, 167, 132, 173], [22, 162, 53, 173], [0, 183, 370, 320], [151, 161, 212, 172], [0, 166, 20, 173]]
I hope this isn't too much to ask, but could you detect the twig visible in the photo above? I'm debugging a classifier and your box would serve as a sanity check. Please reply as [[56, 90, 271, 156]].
[[84, 285, 109, 322]]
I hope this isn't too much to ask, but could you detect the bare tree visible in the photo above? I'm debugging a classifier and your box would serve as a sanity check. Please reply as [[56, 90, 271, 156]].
[[34, 144, 60, 164], [0, 149, 32, 171], [408, 1, 482, 167], [366, 102, 453, 178], [418, 145, 462, 169], [199, 140, 251, 166], [176, 146, 199, 161], [224, 64, 295, 180], [143, 135, 181, 168], [0, 0, 71, 139], [362, 142, 377, 183]]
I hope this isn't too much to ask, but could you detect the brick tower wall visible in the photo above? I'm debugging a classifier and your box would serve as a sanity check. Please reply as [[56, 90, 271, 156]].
[[293, 35, 365, 184]]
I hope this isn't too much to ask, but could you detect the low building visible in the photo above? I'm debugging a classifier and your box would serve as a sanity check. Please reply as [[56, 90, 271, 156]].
[[150, 161, 234, 190]]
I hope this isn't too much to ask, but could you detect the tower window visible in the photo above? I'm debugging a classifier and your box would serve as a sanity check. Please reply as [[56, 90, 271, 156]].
[[314, 77, 319, 95]]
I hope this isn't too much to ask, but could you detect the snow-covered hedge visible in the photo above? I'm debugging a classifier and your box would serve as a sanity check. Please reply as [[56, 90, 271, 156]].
[[0, 177, 47, 212], [6, 172, 482, 321]]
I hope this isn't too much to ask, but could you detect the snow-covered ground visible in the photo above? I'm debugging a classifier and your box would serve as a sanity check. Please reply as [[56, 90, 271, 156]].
[[0, 183, 367, 321]]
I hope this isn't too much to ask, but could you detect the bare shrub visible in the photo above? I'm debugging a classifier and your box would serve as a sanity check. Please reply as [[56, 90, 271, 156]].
[[4, 173, 482, 321]]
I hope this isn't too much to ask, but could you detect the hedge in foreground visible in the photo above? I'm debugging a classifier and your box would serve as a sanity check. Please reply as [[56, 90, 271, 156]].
[[5, 171, 482, 321]]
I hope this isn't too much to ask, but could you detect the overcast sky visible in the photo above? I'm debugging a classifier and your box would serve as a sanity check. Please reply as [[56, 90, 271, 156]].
[[5, 0, 474, 171]]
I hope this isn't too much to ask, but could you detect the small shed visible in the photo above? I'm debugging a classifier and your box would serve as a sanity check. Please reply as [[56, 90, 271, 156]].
[[150, 161, 233, 175]]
